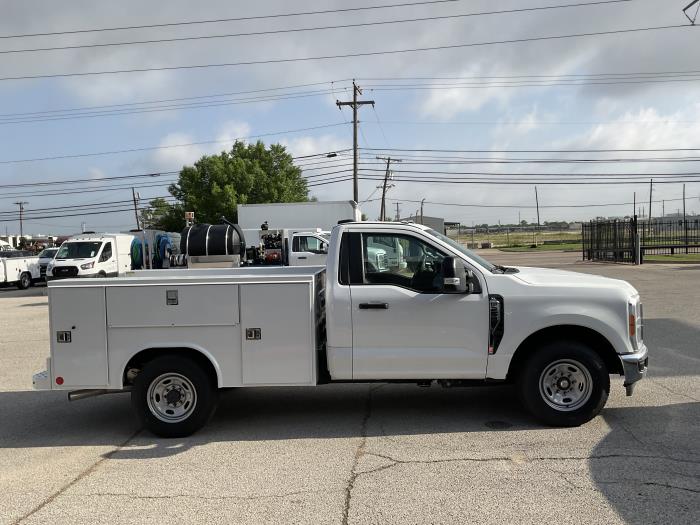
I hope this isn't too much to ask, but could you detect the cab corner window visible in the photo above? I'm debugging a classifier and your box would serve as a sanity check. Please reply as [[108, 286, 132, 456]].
[[361, 233, 446, 293]]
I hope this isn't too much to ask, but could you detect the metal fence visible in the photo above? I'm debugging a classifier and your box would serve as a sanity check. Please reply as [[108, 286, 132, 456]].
[[582, 219, 637, 263], [640, 218, 700, 256], [582, 217, 700, 263]]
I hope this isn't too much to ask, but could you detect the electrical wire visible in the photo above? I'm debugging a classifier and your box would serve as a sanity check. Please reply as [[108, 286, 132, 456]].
[[0, 0, 465, 40], [0, 123, 349, 164], [0, 23, 692, 82], [0, 1, 634, 55]]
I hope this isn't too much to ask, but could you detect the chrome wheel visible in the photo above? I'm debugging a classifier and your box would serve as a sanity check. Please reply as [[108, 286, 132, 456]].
[[538, 359, 592, 412], [147, 373, 198, 423]]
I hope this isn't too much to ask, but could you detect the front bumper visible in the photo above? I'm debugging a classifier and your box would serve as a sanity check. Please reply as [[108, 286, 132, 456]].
[[620, 344, 648, 396]]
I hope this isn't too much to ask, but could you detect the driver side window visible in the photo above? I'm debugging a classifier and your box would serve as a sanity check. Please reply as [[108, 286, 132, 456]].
[[100, 242, 112, 262], [361, 233, 446, 293]]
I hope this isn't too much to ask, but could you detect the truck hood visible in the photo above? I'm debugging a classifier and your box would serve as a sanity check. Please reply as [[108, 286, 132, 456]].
[[512, 266, 637, 295]]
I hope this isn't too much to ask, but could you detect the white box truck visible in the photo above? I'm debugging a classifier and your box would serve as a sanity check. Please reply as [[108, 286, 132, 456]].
[[237, 200, 361, 231], [33, 221, 648, 437], [47, 233, 135, 280]]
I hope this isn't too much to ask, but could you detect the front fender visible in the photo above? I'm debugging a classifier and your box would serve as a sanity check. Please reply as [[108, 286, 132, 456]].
[[486, 296, 631, 380]]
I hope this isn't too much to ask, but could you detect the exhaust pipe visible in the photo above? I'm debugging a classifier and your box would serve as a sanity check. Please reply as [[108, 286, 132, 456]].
[[68, 388, 130, 402]]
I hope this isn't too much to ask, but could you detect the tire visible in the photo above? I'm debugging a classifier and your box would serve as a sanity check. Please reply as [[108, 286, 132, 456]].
[[17, 272, 31, 290], [132, 355, 218, 438], [518, 340, 609, 427]]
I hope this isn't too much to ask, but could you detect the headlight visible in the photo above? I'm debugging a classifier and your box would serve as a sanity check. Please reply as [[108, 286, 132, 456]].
[[80, 261, 95, 270], [47, 261, 54, 269]]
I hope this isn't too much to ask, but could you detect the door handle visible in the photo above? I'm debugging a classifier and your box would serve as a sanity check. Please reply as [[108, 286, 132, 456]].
[[359, 302, 389, 310], [298, 256, 307, 260]]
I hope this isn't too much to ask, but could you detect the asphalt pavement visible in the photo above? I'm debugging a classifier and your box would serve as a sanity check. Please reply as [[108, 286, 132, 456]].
[[1, 256, 698, 524]]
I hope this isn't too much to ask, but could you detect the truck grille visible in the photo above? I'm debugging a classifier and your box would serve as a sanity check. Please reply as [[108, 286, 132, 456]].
[[53, 266, 78, 278], [376, 253, 387, 270], [39, 264, 48, 277]]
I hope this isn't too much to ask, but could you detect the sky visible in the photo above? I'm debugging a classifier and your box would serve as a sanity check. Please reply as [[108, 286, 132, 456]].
[[1, 0, 699, 235]]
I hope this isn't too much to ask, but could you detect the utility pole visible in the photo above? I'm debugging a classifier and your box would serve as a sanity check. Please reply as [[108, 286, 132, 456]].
[[13, 201, 28, 238], [648, 179, 653, 240], [394, 202, 401, 221], [662, 200, 665, 218], [132, 188, 148, 269], [336, 81, 375, 203], [683, 183, 688, 254], [377, 156, 399, 220], [534, 186, 541, 246]]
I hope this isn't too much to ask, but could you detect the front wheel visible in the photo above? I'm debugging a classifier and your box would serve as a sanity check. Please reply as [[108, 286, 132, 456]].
[[518, 341, 609, 427], [132, 355, 218, 437]]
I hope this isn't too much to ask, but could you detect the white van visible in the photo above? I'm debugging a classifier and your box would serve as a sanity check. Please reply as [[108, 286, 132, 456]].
[[47, 233, 135, 280]]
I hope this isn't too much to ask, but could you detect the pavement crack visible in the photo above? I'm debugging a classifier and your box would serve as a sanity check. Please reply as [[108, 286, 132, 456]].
[[341, 385, 378, 525], [83, 488, 321, 502], [649, 379, 700, 402], [12, 429, 141, 525], [596, 480, 700, 494]]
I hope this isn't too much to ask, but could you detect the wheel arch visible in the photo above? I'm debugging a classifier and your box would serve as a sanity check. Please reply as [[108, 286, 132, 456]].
[[122, 346, 221, 388], [506, 325, 622, 381]]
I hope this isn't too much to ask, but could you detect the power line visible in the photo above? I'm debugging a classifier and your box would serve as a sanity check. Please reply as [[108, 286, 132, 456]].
[[0, 90, 347, 125], [3, 68, 696, 123], [0, 123, 348, 164], [0, 196, 177, 216], [0, 81, 349, 119], [362, 146, 700, 153], [0, 23, 693, 82], [385, 196, 695, 209], [0, 1, 634, 55], [306, 174, 700, 186], [0, 171, 178, 189], [0, 180, 178, 200], [0, 0, 464, 40]]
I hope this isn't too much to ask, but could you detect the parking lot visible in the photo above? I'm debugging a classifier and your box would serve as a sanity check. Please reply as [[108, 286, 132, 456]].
[[1, 253, 698, 525]]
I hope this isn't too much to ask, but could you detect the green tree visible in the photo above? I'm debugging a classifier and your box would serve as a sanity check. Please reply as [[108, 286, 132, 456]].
[[148, 140, 309, 230], [141, 197, 184, 232]]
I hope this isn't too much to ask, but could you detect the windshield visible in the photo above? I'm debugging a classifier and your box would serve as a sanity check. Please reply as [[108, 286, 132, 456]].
[[56, 241, 102, 259], [38, 248, 58, 259], [426, 229, 496, 272]]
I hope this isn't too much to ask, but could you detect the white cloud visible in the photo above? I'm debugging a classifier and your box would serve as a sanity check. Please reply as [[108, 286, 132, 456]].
[[151, 132, 204, 171], [281, 134, 348, 158], [215, 120, 252, 149]]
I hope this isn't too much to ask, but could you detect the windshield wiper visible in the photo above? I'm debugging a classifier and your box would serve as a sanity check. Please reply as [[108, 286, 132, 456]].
[[493, 264, 519, 274]]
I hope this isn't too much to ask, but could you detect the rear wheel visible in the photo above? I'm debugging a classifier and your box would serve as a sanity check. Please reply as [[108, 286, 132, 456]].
[[518, 340, 609, 427], [132, 355, 218, 438], [17, 272, 31, 289]]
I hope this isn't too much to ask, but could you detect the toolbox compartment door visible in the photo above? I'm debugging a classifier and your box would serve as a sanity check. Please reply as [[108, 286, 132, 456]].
[[240, 283, 315, 386], [50, 287, 108, 387]]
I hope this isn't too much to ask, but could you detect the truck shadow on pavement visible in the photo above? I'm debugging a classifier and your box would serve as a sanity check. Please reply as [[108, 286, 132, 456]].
[[589, 402, 700, 525]]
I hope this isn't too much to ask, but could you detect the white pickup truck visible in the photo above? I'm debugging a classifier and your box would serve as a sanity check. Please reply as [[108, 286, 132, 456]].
[[33, 221, 648, 437]]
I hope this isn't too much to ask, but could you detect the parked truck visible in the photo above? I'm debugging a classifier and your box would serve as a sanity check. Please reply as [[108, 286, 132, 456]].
[[46, 233, 135, 280], [33, 221, 648, 437], [0, 252, 41, 289]]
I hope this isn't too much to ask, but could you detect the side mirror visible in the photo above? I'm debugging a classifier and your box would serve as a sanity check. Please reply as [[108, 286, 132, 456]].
[[441, 257, 473, 294]]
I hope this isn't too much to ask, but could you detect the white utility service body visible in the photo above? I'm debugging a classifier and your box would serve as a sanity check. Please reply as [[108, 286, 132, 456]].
[[34, 221, 648, 437], [47, 233, 135, 280], [0, 254, 40, 289]]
